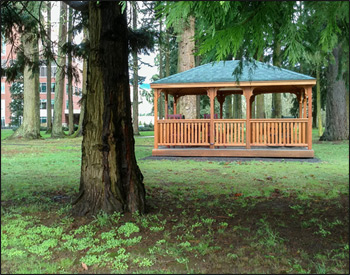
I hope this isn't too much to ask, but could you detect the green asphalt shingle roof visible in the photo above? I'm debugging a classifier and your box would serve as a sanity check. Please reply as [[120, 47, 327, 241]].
[[152, 60, 315, 84]]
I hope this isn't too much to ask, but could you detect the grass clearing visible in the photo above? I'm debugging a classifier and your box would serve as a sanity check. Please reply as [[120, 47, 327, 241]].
[[1, 129, 349, 274]]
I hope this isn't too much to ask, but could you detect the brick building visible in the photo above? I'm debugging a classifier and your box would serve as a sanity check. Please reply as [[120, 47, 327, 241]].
[[1, 38, 83, 128]]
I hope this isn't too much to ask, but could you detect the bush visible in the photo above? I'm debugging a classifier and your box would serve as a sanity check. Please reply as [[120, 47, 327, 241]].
[[139, 122, 154, 131]]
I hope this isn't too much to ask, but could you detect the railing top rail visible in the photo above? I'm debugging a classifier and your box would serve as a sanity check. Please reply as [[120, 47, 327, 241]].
[[250, 118, 308, 122], [159, 119, 210, 123], [214, 119, 246, 122]]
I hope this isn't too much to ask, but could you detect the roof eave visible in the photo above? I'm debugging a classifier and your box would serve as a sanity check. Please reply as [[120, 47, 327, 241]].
[[150, 79, 316, 89]]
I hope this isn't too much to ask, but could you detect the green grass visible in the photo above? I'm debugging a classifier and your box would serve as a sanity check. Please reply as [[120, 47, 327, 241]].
[[1, 128, 349, 274]]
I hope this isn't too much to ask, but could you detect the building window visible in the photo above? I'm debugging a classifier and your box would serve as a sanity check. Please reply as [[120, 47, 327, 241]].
[[51, 99, 55, 108], [51, 83, 55, 93], [40, 100, 47, 109], [66, 84, 69, 94], [1, 35, 5, 56], [78, 88, 82, 97], [40, 117, 47, 124], [40, 66, 47, 77], [66, 100, 69, 109], [39, 83, 47, 93], [1, 117, 5, 127], [1, 83, 5, 94]]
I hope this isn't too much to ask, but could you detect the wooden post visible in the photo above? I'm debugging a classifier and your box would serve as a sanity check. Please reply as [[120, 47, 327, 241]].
[[243, 87, 253, 149], [297, 92, 302, 118], [173, 95, 179, 115], [207, 88, 217, 149], [217, 93, 225, 119], [303, 89, 307, 118], [306, 86, 312, 150], [154, 89, 160, 149], [164, 92, 168, 119]]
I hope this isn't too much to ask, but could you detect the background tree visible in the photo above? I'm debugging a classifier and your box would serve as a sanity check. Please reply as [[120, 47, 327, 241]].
[[177, 15, 199, 119], [132, 2, 140, 135], [52, 2, 67, 138], [8, 2, 41, 139], [67, 7, 74, 135], [45, 1, 52, 133], [72, 27, 88, 138], [9, 81, 24, 128]]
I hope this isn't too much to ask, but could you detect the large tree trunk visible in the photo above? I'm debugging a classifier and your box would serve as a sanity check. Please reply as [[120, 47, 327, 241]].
[[272, 28, 282, 118], [225, 95, 232, 118], [10, 31, 40, 139], [256, 94, 265, 118], [68, 7, 74, 135], [178, 16, 198, 119], [46, 1, 52, 134], [316, 66, 323, 136], [233, 95, 242, 119], [320, 45, 349, 141], [72, 2, 145, 216], [72, 28, 88, 138], [165, 29, 170, 77], [52, 2, 67, 138], [132, 4, 139, 135], [158, 19, 165, 119]]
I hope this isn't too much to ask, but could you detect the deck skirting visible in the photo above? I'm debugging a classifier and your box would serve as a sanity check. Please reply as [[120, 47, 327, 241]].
[[152, 147, 314, 158]]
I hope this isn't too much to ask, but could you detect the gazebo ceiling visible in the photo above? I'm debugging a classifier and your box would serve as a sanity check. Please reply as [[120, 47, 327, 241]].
[[151, 60, 316, 89]]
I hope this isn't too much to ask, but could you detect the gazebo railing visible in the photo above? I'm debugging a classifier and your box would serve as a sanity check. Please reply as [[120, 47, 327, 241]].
[[156, 118, 309, 148], [158, 119, 210, 146], [214, 119, 246, 146], [250, 119, 308, 146]]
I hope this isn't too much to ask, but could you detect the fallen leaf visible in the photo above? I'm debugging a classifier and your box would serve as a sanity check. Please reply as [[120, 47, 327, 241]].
[[234, 193, 243, 197], [82, 262, 88, 271], [266, 176, 273, 180]]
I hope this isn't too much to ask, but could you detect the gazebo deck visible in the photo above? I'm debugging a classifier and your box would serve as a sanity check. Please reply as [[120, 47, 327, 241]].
[[153, 146, 314, 158]]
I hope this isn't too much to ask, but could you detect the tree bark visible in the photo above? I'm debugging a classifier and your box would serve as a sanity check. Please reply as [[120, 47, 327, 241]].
[[165, 29, 170, 77], [72, 2, 145, 216], [256, 94, 265, 118], [320, 45, 349, 141], [132, 3, 139, 135], [233, 95, 242, 118], [46, 1, 52, 134], [316, 66, 323, 136], [272, 28, 282, 118], [158, 18, 165, 119], [177, 16, 198, 119], [251, 101, 255, 118], [52, 2, 67, 138], [10, 31, 41, 139], [225, 95, 232, 118], [68, 7, 74, 135]]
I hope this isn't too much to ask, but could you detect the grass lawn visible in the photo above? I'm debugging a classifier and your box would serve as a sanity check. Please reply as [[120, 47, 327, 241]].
[[1, 129, 349, 274]]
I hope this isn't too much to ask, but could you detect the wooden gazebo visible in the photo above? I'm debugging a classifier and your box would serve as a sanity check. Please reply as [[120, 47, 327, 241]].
[[150, 61, 316, 158]]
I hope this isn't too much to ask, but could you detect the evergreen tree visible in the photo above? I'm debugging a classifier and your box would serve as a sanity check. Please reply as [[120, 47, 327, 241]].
[[52, 2, 67, 138]]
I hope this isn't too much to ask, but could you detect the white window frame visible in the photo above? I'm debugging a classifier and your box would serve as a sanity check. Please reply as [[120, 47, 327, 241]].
[[39, 83, 47, 94], [1, 82, 5, 94]]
